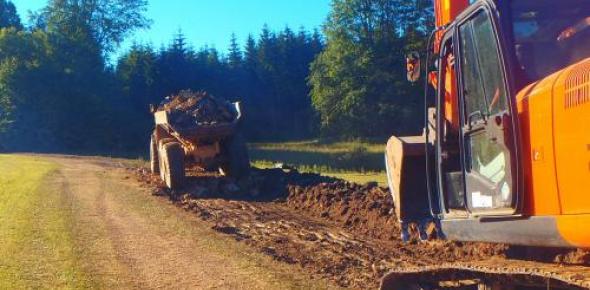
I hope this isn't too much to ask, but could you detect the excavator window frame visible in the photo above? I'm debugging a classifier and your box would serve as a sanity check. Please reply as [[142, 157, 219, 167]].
[[434, 32, 469, 217], [436, 0, 525, 219]]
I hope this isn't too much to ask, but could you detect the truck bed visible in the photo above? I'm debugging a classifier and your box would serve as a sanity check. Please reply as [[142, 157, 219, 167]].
[[154, 110, 238, 141]]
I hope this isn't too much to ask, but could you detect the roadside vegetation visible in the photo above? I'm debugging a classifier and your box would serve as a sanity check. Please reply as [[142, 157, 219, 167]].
[[0, 155, 92, 289], [251, 140, 385, 154], [249, 140, 388, 186]]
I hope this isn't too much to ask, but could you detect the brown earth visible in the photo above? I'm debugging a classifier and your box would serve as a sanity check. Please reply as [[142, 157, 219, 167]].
[[134, 166, 590, 289]]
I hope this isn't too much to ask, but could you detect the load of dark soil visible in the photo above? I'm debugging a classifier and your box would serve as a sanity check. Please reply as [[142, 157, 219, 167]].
[[158, 90, 236, 126]]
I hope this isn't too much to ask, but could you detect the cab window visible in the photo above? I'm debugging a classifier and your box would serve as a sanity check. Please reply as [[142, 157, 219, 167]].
[[460, 10, 508, 120], [458, 8, 515, 212]]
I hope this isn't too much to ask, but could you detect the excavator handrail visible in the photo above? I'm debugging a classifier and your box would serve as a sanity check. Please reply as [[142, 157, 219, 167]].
[[423, 25, 447, 219]]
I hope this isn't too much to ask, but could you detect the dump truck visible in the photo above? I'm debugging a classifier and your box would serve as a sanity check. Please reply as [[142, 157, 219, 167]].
[[150, 91, 250, 189], [382, 0, 590, 288]]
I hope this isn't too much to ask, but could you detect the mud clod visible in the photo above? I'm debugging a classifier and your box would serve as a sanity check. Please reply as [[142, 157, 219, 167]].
[[213, 225, 239, 235]]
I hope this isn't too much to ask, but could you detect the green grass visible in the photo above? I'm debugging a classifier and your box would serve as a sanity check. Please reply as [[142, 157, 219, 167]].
[[327, 172, 387, 186], [0, 155, 93, 289], [251, 140, 386, 154], [249, 139, 386, 172], [249, 140, 389, 186]]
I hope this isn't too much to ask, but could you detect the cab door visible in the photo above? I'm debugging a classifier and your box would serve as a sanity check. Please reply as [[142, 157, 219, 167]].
[[456, 6, 520, 215]]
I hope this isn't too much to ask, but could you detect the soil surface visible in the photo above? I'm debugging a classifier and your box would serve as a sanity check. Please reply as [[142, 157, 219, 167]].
[[134, 166, 590, 289], [32, 155, 335, 289]]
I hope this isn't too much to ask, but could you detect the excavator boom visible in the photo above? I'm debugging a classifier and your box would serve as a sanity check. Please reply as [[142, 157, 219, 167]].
[[433, 0, 470, 52]]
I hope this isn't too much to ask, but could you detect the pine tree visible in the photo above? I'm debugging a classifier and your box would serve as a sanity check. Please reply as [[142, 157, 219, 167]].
[[228, 33, 242, 68], [117, 44, 158, 108], [171, 29, 187, 55], [310, 29, 323, 54], [243, 34, 258, 73], [156, 30, 194, 96]]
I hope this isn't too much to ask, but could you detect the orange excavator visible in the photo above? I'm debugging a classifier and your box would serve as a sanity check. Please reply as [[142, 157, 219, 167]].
[[383, 0, 590, 288]]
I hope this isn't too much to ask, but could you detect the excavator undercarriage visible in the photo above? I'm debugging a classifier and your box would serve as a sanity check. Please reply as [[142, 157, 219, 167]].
[[381, 261, 590, 289]]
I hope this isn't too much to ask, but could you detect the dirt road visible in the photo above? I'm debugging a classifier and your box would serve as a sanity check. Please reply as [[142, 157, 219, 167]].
[[0, 155, 334, 289]]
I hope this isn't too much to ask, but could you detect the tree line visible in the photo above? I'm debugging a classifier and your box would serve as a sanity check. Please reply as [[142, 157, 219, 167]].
[[0, 0, 432, 155], [117, 26, 324, 143]]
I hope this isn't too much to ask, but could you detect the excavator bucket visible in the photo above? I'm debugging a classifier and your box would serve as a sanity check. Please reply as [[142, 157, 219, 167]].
[[384, 136, 433, 225]]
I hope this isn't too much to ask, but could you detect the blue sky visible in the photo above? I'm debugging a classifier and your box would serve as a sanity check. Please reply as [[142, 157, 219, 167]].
[[11, 0, 332, 58]]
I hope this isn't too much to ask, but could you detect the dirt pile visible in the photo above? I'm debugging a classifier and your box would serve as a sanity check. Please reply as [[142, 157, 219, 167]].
[[283, 180, 590, 264], [158, 90, 236, 126], [287, 181, 400, 241], [248, 168, 338, 200], [284, 180, 511, 262]]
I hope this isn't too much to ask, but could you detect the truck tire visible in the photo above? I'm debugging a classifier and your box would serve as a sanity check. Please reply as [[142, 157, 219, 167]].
[[158, 138, 175, 182], [150, 134, 159, 174], [220, 134, 250, 179], [161, 142, 185, 189]]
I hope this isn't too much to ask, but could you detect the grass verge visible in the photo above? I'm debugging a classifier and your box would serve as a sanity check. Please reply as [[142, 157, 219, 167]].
[[249, 140, 388, 186], [251, 140, 386, 154], [0, 155, 93, 289]]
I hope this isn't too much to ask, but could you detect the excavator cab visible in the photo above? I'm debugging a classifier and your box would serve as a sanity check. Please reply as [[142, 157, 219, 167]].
[[386, 0, 590, 247], [438, 3, 521, 217], [386, 0, 523, 242]]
